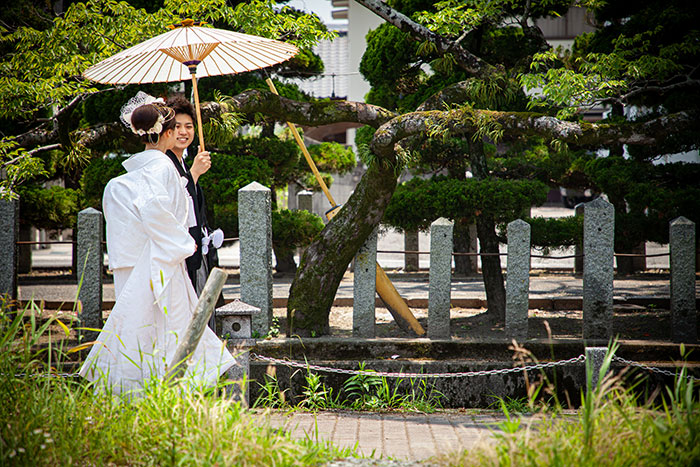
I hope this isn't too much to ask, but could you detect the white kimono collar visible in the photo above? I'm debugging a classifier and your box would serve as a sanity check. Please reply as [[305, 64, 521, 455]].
[[122, 149, 168, 172]]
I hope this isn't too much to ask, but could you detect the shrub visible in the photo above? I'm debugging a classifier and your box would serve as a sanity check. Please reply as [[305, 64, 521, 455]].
[[18, 184, 80, 230], [271, 209, 325, 260]]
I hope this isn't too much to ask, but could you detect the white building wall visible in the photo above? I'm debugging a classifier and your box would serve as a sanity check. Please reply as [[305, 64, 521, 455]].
[[346, 1, 383, 103]]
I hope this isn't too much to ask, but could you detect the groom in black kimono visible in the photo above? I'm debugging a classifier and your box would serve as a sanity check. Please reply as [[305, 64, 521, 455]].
[[165, 95, 222, 329]]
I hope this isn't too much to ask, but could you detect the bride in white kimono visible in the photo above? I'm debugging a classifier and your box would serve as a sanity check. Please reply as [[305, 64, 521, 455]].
[[79, 92, 234, 394]]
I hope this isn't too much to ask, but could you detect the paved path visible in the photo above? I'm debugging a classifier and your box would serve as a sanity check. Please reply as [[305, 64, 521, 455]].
[[261, 410, 512, 462]]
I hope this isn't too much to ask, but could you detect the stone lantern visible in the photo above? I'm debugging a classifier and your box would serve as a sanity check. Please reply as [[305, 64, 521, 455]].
[[215, 299, 261, 405]]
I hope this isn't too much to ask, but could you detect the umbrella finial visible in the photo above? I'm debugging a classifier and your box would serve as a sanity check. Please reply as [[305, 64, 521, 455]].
[[169, 18, 206, 30]]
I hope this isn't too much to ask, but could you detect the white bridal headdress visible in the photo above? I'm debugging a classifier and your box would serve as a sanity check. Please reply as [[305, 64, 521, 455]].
[[120, 91, 167, 135]]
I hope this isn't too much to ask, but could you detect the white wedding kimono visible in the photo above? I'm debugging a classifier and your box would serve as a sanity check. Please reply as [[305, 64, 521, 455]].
[[79, 149, 234, 394]]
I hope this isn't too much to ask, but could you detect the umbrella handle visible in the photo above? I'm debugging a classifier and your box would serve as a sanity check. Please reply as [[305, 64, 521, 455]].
[[190, 72, 206, 153]]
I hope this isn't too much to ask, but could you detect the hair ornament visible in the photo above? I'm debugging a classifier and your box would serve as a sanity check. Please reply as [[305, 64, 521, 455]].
[[120, 91, 167, 135]]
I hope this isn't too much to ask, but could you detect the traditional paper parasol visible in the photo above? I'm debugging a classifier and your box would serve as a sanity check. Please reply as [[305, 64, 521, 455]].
[[82, 19, 299, 151]]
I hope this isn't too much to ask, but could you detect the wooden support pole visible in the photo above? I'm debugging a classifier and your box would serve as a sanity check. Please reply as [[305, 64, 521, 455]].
[[166, 268, 228, 380]]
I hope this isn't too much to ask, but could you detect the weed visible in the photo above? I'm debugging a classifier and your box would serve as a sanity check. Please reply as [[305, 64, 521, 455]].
[[0, 302, 352, 465], [488, 395, 531, 414], [434, 340, 700, 466], [300, 368, 339, 410], [253, 373, 288, 409]]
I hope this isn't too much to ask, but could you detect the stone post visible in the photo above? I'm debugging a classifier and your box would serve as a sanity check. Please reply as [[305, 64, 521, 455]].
[[0, 197, 19, 303], [583, 198, 615, 340], [574, 203, 584, 274], [506, 219, 530, 340], [297, 190, 313, 214], [216, 299, 261, 406], [670, 217, 696, 343], [353, 229, 377, 337], [585, 347, 608, 392], [76, 208, 103, 343], [428, 218, 453, 339], [404, 229, 419, 272], [238, 182, 273, 336]]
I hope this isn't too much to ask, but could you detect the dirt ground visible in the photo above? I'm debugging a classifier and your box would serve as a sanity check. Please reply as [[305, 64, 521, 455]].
[[272, 304, 673, 341], [23, 301, 674, 351]]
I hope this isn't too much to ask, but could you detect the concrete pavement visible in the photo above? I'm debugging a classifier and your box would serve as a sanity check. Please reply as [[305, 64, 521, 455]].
[[261, 410, 515, 462]]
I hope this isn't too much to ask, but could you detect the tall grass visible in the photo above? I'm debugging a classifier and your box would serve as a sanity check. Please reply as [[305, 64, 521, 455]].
[[0, 302, 353, 466], [436, 341, 700, 466]]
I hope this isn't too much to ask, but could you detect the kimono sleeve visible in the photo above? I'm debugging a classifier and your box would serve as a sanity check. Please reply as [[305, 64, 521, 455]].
[[135, 182, 195, 303]]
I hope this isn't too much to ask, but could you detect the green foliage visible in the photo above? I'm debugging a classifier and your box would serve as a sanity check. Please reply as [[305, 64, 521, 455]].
[[521, 49, 628, 119], [198, 150, 274, 235], [0, 304, 353, 465], [201, 91, 243, 148], [360, 24, 420, 93], [79, 156, 127, 210], [384, 176, 548, 232], [300, 369, 340, 410], [289, 363, 443, 413], [253, 374, 288, 409], [439, 340, 700, 466], [305, 142, 356, 175], [0, 0, 333, 195], [198, 73, 311, 104], [17, 184, 80, 230], [526, 215, 583, 250], [585, 157, 700, 247], [492, 139, 594, 189], [0, 141, 47, 199], [342, 363, 384, 409], [217, 135, 299, 190], [522, 1, 700, 118], [271, 209, 324, 259]]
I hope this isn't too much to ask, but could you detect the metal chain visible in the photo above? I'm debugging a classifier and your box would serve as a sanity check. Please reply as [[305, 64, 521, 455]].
[[9, 355, 695, 382], [250, 353, 586, 379], [612, 356, 698, 382], [11, 372, 78, 378]]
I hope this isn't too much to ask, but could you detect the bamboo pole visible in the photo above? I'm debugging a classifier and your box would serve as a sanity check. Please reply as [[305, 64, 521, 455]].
[[265, 78, 425, 336], [190, 71, 206, 153]]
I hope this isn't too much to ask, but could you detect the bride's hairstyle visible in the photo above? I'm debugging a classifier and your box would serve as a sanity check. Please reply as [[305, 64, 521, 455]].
[[120, 91, 176, 145]]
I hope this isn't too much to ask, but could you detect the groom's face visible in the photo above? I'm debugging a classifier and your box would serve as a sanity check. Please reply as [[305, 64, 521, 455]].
[[173, 113, 195, 152]]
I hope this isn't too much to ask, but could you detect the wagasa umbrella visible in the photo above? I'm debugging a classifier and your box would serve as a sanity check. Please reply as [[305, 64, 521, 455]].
[[83, 19, 299, 151]]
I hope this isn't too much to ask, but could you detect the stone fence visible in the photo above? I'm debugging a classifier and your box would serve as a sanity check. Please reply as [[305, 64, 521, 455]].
[[1, 185, 696, 343]]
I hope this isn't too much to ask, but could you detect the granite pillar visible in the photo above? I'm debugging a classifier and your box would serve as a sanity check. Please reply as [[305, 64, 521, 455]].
[[76, 208, 103, 343], [238, 182, 273, 336], [670, 217, 697, 343], [506, 219, 530, 340], [428, 218, 453, 340], [0, 197, 19, 303], [353, 229, 377, 337], [583, 198, 615, 340]]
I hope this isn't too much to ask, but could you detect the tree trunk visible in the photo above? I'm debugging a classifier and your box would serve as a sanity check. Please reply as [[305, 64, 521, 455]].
[[18, 224, 32, 274], [476, 214, 506, 322], [453, 218, 476, 275], [404, 229, 419, 272], [616, 241, 646, 276], [447, 164, 476, 276], [469, 141, 506, 322], [274, 249, 297, 275], [287, 161, 398, 336]]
